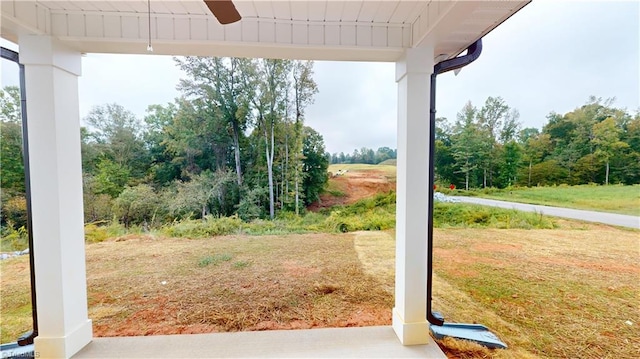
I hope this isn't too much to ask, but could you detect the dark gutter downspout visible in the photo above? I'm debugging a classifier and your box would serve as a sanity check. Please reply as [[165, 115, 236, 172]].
[[1, 47, 38, 345], [427, 39, 483, 326]]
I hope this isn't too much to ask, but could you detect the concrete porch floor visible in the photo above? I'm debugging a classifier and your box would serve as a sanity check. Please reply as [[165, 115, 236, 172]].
[[72, 326, 446, 358]]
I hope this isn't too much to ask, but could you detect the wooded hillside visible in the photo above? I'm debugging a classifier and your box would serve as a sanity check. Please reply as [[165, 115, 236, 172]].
[[1, 58, 638, 232], [0, 58, 328, 229]]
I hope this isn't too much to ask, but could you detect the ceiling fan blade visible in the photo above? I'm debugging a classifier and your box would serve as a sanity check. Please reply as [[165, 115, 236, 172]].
[[204, 0, 242, 24]]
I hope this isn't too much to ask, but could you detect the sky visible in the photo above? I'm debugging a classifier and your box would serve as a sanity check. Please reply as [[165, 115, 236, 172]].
[[1, 1, 639, 155]]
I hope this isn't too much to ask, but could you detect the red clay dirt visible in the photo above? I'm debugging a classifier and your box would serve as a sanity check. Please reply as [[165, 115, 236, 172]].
[[308, 170, 395, 210]]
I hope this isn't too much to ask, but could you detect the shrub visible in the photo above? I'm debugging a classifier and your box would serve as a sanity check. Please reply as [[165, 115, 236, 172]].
[[518, 160, 568, 187], [161, 215, 243, 239], [2, 196, 27, 229], [0, 225, 28, 251], [84, 221, 128, 243], [433, 202, 556, 229], [84, 223, 109, 243], [113, 184, 164, 227], [237, 186, 267, 221]]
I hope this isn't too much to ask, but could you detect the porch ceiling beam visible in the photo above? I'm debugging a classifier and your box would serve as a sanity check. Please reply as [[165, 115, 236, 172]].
[[47, 14, 412, 52], [55, 39, 407, 62]]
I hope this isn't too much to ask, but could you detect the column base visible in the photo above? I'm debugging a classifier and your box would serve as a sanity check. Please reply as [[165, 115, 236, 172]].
[[392, 308, 430, 345], [34, 319, 92, 359]]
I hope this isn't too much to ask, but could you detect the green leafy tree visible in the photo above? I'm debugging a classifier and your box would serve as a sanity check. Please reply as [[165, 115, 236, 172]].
[[94, 158, 131, 198], [497, 140, 522, 187], [477, 96, 509, 187], [0, 86, 24, 195], [375, 147, 396, 164], [592, 117, 629, 185], [84, 103, 149, 179], [163, 99, 208, 176], [434, 117, 456, 184], [500, 109, 521, 143], [289, 60, 318, 213], [0, 121, 24, 194], [113, 184, 163, 227], [451, 102, 481, 190], [522, 160, 568, 186], [302, 127, 329, 205], [170, 169, 235, 219], [175, 57, 253, 186], [519, 127, 540, 143], [1, 195, 27, 229], [237, 186, 267, 221], [143, 103, 181, 185], [521, 132, 552, 187], [251, 58, 292, 219], [82, 174, 114, 223], [0, 86, 21, 123]]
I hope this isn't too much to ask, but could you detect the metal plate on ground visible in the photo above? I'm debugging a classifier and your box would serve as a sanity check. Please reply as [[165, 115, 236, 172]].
[[430, 323, 508, 349]]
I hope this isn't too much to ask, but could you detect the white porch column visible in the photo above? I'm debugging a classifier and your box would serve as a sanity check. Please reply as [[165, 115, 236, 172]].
[[19, 35, 92, 359], [393, 46, 434, 345]]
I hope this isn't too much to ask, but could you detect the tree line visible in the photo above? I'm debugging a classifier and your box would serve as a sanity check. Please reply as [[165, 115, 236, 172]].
[[2, 68, 639, 231], [1, 57, 329, 229], [328, 146, 397, 165], [435, 96, 639, 189]]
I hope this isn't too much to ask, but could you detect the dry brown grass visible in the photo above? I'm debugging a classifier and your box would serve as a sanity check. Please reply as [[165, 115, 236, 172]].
[[0, 257, 32, 343], [353, 225, 639, 358], [2, 224, 638, 359], [84, 233, 392, 337], [431, 226, 639, 358]]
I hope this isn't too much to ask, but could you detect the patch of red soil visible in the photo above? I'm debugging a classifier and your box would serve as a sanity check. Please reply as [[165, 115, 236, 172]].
[[309, 170, 395, 211], [338, 307, 391, 327]]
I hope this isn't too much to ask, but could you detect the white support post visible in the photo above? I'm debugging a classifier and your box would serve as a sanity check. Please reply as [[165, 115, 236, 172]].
[[19, 35, 92, 359], [393, 46, 434, 345]]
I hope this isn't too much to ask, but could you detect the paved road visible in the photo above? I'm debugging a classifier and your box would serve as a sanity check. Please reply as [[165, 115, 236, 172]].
[[452, 196, 640, 229]]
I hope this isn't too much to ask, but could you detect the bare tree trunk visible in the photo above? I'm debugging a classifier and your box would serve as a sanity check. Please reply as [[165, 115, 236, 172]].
[[483, 168, 487, 188], [295, 172, 300, 215], [265, 118, 275, 220], [605, 161, 610, 185], [489, 162, 493, 187], [465, 161, 470, 191], [280, 161, 285, 209], [266, 155, 274, 219], [232, 122, 242, 186], [285, 133, 289, 204]]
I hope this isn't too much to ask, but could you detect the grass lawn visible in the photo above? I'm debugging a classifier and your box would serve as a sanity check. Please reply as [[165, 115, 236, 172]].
[[1, 233, 392, 342], [328, 163, 397, 182], [475, 184, 640, 216], [2, 222, 638, 358], [359, 224, 639, 358], [328, 164, 639, 216]]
